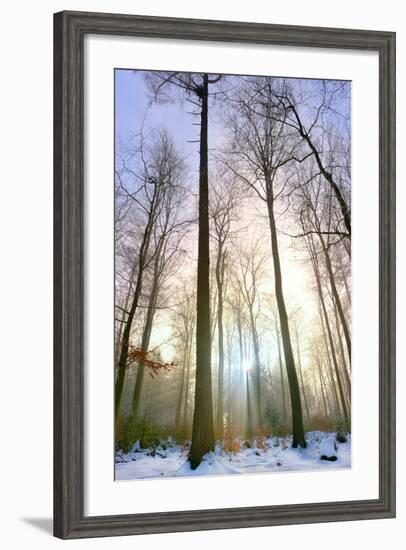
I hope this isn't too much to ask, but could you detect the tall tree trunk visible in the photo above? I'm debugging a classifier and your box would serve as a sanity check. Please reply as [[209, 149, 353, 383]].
[[115, 276, 134, 364], [190, 74, 215, 468], [309, 236, 349, 425], [266, 178, 306, 448], [332, 300, 352, 404], [131, 255, 160, 417], [321, 298, 349, 425], [319, 305, 340, 417], [320, 237, 351, 364], [338, 252, 351, 307], [115, 270, 145, 421], [275, 322, 288, 423], [294, 327, 310, 424], [342, 235, 351, 259]]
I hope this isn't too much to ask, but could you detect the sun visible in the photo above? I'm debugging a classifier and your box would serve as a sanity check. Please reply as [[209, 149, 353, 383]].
[[241, 359, 252, 372]]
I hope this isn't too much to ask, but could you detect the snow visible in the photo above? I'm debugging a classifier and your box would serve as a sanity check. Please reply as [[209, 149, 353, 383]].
[[319, 437, 338, 459], [175, 452, 239, 477], [115, 432, 351, 481]]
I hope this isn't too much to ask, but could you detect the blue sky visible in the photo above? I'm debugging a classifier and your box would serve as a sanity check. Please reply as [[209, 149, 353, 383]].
[[116, 70, 200, 169], [115, 70, 229, 177]]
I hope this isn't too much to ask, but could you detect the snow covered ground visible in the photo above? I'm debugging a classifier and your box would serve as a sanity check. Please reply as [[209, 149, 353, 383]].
[[115, 431, 351, 481]]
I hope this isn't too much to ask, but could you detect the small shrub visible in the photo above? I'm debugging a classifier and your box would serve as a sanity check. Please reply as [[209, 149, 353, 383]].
[[172, 427, 190, 446], [223, 425, 241, 459], [138, 418, 160, 449], [307, 414, 334, 433], [334, 417, 351, 434], [115, 414, 125, 451], [271, 423, 291, 437], [253, 426, 270, 452], [115, 414, 162, 453], [115, 414, 138, 453]]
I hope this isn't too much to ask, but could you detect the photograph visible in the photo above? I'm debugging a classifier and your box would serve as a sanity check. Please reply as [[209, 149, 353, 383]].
[[114, 69, 352, 481], [0, 1, 398, 546]]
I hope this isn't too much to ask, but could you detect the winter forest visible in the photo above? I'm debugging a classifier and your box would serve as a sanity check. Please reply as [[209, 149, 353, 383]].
[[114, 70, 351, 480]]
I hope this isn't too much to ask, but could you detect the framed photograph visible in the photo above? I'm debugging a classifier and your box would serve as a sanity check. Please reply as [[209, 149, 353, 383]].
[[54, 10, 396, 539]]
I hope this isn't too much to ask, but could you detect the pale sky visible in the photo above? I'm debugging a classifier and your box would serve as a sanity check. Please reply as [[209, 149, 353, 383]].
[[115, 69, 350, 371]]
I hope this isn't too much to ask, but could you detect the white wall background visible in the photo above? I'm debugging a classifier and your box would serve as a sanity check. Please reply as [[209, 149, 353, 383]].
[[0, 1, 402, 548]]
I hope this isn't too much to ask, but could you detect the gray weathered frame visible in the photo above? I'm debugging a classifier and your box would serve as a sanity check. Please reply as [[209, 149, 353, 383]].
[[54, 10, 396, 539]]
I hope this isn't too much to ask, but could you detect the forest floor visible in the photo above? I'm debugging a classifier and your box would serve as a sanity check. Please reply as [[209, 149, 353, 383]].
[[115, 431, 351, 480]]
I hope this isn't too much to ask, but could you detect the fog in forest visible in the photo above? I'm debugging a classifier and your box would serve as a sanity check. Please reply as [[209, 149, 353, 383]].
[[114, 70, 351, 479]]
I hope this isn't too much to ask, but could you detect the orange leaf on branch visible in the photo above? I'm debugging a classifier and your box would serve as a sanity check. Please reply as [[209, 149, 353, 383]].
[[127, 346, 176, 378]]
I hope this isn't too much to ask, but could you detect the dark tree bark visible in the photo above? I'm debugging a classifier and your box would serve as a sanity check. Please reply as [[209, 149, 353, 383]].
[[274, 316, 288, 423], [114, 267, 135, 364], [266, 180, 306, 448], [146, 71, 222, 467], [190, 74, 215, 469]]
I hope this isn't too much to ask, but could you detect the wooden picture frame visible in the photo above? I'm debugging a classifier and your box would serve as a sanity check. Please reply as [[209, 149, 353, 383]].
[[54, 10, 396, 539]]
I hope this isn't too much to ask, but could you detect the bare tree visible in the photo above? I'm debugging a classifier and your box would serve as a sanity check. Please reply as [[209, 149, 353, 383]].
[[114, 130, 185, 421], [131, 178, 190, 418], [223, 77, 307, 447], [146, 71, 225, 468], [305, 232, 349, 425], [210, 173, 240, 437], [268, 80, 351, 237], [232, 240, 268, 430], [172, 289, 196, 432]]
